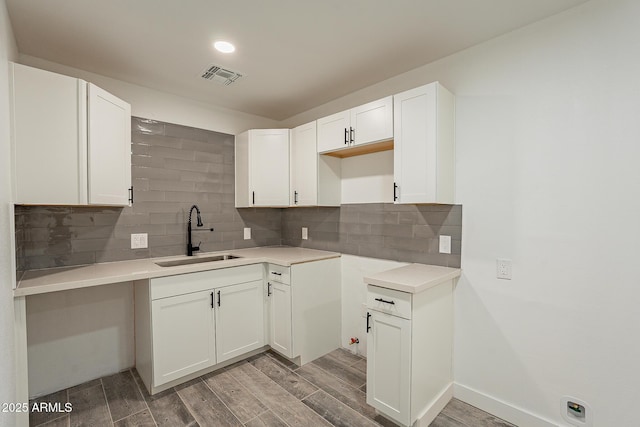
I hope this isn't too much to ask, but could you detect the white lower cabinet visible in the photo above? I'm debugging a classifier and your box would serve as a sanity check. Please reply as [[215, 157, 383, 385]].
[[151, 290, 216, 386], [366, 281, 454, 427], [268, 280, 293, 357], [215, 280, 264, 363], [135, 264, 265, 394], [266, 258, 341, 365], [367, 310, 412, 425]]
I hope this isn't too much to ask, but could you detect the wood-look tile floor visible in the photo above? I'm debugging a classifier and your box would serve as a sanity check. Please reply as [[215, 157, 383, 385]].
[[29, 349, 516, 427]]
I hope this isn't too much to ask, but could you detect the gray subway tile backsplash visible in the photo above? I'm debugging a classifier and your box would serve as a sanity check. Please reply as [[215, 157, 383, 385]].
[[15, 117, 462, 272]]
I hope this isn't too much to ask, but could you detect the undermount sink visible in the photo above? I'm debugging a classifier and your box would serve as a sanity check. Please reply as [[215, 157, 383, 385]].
[[155, 254, 242, 267]]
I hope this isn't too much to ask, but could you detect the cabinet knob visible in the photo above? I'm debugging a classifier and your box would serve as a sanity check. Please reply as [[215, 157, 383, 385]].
[[374, 297, 395, 305], [366, 312, 371, 333], [344, 128, 348, 145]]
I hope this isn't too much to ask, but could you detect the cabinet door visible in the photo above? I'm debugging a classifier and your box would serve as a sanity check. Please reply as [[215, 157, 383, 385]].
[[10, 63, 88, 205], [88, 83, 132, 205], [367, 310, 411, 426], [215, 280, 265, 363], [351, 96, 393, 146], [249, 129, 290, 206], [317, 110, 350, 153], [393, 83, 454, 204], [268, 281, 293, 357], [151, 291, 215, 387], [290, 121, 318, 206]]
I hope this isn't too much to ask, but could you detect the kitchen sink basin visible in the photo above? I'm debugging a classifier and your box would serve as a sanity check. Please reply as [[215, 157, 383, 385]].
[[155, 254, 242, 267]]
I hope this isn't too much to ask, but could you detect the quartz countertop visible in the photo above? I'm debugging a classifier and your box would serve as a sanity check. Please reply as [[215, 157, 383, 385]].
[[363, 263, 461, 294], [15, 246, 340, 297]]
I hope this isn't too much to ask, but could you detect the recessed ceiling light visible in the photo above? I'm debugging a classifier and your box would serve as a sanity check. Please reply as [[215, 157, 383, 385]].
[[214, 41, 235, 53]]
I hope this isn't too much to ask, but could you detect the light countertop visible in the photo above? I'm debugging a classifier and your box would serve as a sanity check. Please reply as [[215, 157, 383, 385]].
[[364, 263, 461, 294], [15, 246, 340, 297]]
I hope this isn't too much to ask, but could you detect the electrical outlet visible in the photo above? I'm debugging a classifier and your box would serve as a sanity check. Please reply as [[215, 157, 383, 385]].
[[131, 233, 148, 249], [496, 258, 512, 280], [302, 227, 308, 240], [439, 235, 452, 254], [244, 227, 251, 240]]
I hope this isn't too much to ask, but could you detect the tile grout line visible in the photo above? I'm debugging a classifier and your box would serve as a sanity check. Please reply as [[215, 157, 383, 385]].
[[129, 369, 159, 427], [308, 386, 382, 427], [200, 373, 244, 426], [308, 360, 367, 393], [224, 361, 295, 427], [99, 378, 116, 426]]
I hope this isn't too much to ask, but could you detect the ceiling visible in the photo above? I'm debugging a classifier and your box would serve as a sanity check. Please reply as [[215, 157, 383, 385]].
[[6, 0, 589, 121]]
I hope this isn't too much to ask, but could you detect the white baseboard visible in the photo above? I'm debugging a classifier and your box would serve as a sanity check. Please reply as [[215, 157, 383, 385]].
[[416, 383, 454, 426], [454, 383, 563, 427]]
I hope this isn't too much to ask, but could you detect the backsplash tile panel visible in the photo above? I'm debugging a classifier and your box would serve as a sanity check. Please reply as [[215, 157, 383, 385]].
[[282, 204, 462, 267]]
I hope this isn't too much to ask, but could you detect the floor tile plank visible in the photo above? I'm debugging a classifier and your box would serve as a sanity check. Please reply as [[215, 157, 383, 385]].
[[113, 410, 156, 427], [248, 355, 317, 400], [203, 369, 268, 423], [296, 363, 377, 420], [148, 393, 198, 427], [228, 362, 332, 427], [68, 383, 112, 427], [326, 348, 364, 367], [352, 359, 367, 374], [243, 410, 288, 427], [441, 399, 516, 427], [429, 413, 468, 427], [29, 389, 68, 427], [102, 371, 147, 422], [265, 350, 298, 369], [311, 353, 367, 388], [176, 380, 242, 427], [38, 415, 70, 427], [302, 390, 379, 427]]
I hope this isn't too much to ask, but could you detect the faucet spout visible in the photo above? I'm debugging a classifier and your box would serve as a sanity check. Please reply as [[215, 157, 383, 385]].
[[187, 205, 203, 256]]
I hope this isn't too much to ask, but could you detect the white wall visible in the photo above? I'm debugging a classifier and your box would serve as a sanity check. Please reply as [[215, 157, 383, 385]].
[[341, 151, 394, 204], [26, 283, 135, 397], [19, 55, 279, 135], [0, 0, 18, 425], [292, 0, 640, 425]]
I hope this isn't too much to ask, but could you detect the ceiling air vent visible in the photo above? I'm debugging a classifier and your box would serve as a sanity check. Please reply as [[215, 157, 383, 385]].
[[201, 65, 243, 85]]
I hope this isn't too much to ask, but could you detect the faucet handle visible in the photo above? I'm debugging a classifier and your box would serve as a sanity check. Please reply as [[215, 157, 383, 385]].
[[193, 241, 201, 252]]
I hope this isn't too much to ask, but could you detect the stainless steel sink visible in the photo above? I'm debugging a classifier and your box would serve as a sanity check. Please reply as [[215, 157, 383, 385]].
[[155, 254, 242, 267]]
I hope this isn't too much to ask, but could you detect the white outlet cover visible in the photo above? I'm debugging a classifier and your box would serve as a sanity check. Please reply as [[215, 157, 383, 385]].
[[302, 227, 308, 240], [131, 233, 148, 249], [244, 227, 251, 240], [439, 235, 451, 254], [496, 258, 512, 280]]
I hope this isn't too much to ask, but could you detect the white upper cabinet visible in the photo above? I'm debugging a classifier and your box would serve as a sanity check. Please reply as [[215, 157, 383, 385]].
[[9, 63, 132, 206], [235, 129, 290, 207], [290, 121, 318, 206], [317, 110, 350, 152], [88, 84, 132, 205], [393, 82, 455, 204], [317, 96, 393, 153]]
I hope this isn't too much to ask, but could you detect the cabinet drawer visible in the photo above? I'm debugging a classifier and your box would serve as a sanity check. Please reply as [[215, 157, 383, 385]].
[[267, 264, 290, 285], [151, 264, 263, 300], [367, 285, 412, 320]]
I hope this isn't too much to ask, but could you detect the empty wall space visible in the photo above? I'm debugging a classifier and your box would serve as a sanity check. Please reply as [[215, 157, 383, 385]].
[[26, 283, 134, 397]]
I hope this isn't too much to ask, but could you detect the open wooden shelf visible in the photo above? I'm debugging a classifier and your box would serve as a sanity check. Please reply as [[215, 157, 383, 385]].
[[321, 139, 393, 158]]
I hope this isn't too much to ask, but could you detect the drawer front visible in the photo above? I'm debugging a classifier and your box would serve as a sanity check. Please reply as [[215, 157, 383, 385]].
[[367, 285, 412, 320], [151, 264, 263, 300], [267, 264, 290, 285]]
